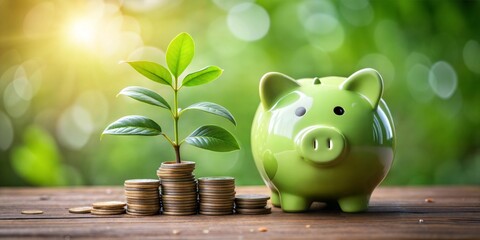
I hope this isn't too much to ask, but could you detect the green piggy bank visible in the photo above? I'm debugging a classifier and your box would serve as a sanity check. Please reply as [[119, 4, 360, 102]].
[[251, 68, 395, 213]]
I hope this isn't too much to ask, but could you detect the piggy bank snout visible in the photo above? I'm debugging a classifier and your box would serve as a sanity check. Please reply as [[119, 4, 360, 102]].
[[295, 126, 346, 165]]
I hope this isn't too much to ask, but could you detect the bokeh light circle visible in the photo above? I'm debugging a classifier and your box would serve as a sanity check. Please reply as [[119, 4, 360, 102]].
[[428, 61, 457, 99], [227, 3, 270, 41]]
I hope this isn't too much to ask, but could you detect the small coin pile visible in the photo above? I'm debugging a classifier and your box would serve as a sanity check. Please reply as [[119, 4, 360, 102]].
[[157, 161, 197, 215], [198, 177, 236, 215], [124, 179, 160, 216], [235, 194, 271, 215], [91, 201, 126, 215]]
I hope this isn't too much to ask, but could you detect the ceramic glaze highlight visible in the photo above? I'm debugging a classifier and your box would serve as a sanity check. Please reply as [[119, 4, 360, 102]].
[[251, 68, 395, 212]]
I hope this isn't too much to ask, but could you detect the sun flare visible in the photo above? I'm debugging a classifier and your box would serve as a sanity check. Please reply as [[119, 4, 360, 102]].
[[68, 19, 96, 45]]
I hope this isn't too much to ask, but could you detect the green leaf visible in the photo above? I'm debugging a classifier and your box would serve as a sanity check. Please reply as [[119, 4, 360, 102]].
[[183, 102, 236, 126], [118, 86, 171, 110], [126, 61, 172, 87], [166, 32, 195, 78], [182, 66, 223, 87], [185, 125, 239, 152], [102, 115, 162, 136]]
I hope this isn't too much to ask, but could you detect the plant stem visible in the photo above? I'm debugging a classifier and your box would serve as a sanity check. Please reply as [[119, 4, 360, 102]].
[[173, 77, 181, 163]]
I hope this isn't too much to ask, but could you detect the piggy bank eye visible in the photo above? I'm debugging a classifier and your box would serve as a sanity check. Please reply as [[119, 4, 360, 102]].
[[333, 106, 344, 115], [295, 107, 306, 117]]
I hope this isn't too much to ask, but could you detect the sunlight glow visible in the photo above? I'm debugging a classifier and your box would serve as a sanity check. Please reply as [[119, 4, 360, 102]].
[[69, 19, 96, 45]]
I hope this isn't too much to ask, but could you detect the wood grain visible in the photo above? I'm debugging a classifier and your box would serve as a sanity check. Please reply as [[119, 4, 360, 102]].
[[0, 186, 478, 239]]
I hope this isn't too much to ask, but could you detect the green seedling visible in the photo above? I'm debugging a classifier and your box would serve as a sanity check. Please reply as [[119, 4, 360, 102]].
[[103, 32, 239, 163]]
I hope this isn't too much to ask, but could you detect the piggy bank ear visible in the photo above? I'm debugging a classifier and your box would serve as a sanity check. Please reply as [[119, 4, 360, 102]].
[[340, 68, 384, 109], [260, 72, 300, 109]]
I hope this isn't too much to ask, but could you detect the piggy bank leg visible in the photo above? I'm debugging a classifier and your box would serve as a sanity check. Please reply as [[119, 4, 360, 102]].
[[280, 192, 311, 212], [337, 194, 370, 213], [270, 190, 281, 207]]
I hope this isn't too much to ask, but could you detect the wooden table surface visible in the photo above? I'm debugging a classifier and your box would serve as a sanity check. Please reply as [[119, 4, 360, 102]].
[[0, 186, 478, 239]]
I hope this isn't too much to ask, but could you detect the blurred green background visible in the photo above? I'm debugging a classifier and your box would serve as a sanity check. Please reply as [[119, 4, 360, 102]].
[[0, 0, 479, 186]]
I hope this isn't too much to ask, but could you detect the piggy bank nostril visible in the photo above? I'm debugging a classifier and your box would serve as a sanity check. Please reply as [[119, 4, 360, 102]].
[[327, 138, 332, 149], [313, 139, 318, 150]]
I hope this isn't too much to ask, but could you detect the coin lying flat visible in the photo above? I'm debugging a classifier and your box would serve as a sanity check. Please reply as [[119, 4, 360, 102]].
[[198, 176, 234, 182], [124, 179, 160, 185], [126, 210, 158, 216], [21, 210, 43, 215], [91, 208, 126, 215], [68, 206, 92, 214], [92, 201, 126, 209], [235, 206, 272, 215], [235, 194, 270, 201]]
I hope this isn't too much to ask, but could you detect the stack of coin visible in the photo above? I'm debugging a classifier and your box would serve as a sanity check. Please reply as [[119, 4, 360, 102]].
[[198, 177, 236, 215], [235, 194, 271, 215], [157, 161, 197, 215], [124, 179, 160, 216], [91, 201, 126, 215]]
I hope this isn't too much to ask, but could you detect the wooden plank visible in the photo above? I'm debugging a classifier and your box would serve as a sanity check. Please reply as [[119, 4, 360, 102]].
[[0, 186, 478, 239]]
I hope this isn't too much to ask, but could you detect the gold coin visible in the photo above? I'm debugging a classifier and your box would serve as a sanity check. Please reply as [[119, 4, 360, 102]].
[[157, 172, 193, 176], [199, 192, 235, 198], [236, 206, 272, 215], [199, 206, 233, 212], [126, 208, 159, 214], [235, 203, 267, 209], [198, 190, 234, 195], [91, 209, 126, 215], [198, 183, 235, 188], [126, 210, 158, 216], [92, 201, 126, 209], [235, 194, 270, 201], [124, 185, 159, 189], [159, 177, 194, 182], [127, 204, 160, 209], [161, 198, 198, 203], [160, 161, 195, 168], [162, 211, 197, 216], [161, 190, 197, 195], [199, 210, 233, 215], [124, 179, 160, 185], [163, 205, 197, 212], [68, 206, 92, 214], [21, 210, 43, 215], [162, 204, 198, 209], [126, 197, 160, 202], [198, 176, 234, 182], [161, 195, 197, 200], [161, 182, 197, 187], [157, 168, 194, 172], [125, 192, 160, 197], [126, 198, 160, 204]]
